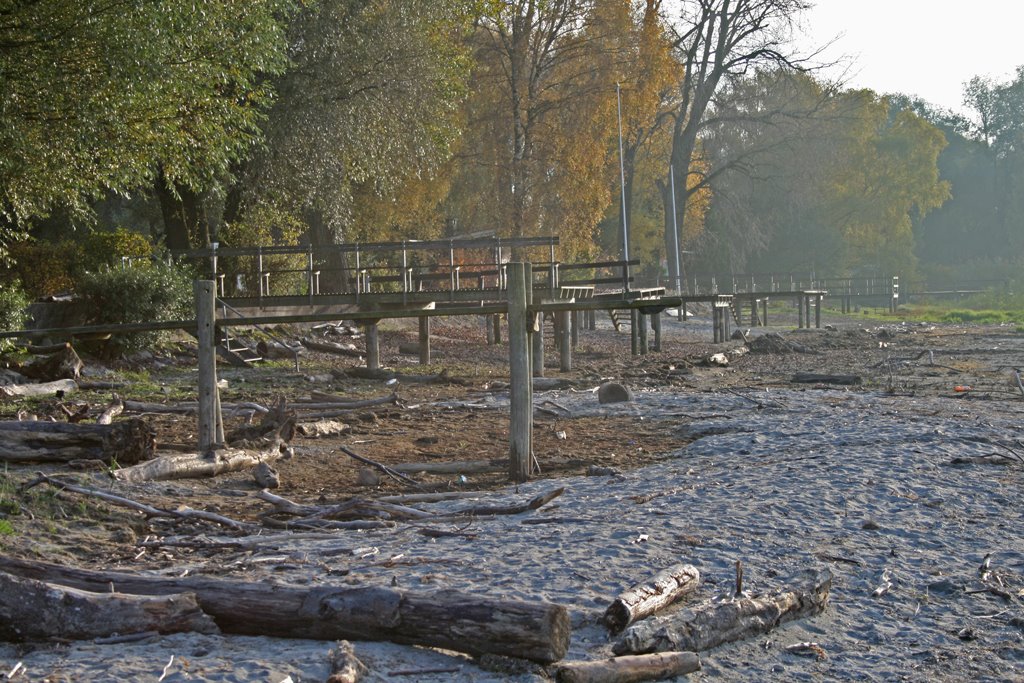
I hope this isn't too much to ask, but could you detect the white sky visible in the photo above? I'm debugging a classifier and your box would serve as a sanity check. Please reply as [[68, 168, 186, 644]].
[[796, 0, 1024, 113]]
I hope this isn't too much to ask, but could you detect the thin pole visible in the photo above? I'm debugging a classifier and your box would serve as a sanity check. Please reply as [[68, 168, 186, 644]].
[[616, 83, 630, 291], [670, 164, 683, 321]]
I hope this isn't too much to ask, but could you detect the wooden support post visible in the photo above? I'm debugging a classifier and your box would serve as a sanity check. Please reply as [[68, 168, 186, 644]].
[[485, 316, 495, 345], [651, 311, 662, 352], [750, 299, 758, 326], [418, 316, 430, 365], [815, 294, 822, 329], [493, 314, 502, 345], [804, 295, 811, 328], [195, 280, 222, 453], [529, 272, 544, 378], [571, 310, 580, 349], [762, 298, 769, 327], [630, 309, 639, 356], [587, 309, 596, 331], [797, 295, 805, 329], [558, 310, 572, 372], [507, 263, 531, 483], [365, 322, 380, 370], [637, 312, 648, 355], [712, 307, 721, 343], [723, 305, 731, 340]]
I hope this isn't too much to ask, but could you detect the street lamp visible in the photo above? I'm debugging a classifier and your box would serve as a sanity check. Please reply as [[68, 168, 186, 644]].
[[616, 83, 630, 292]]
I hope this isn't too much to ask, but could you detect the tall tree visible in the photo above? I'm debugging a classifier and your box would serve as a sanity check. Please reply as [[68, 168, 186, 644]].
[[0, 0, 295, 255], [239, 0, 473, 261], [449, 0, 620, 259], [660, 0, 810, 285]]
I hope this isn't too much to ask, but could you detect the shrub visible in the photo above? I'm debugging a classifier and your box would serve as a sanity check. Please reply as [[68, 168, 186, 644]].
[[6, 241, 80, 298], [76, 262, 193, 356], [79, 228, 153, 272], [0, 280, 29, 351]]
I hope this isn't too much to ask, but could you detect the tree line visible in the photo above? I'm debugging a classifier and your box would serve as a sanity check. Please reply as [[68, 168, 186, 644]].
[[1, 0, 1020, 293]]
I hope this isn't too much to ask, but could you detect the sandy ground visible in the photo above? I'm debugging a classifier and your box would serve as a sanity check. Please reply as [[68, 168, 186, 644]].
[[2, 306, 1024, 681]]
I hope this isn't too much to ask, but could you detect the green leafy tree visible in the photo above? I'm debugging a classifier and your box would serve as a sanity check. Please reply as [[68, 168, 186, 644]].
[[0, 1, 296, 255], [242, 0, 474, 254]]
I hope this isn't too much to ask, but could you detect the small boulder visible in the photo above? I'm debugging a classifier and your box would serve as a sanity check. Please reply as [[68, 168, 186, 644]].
[[598, 381, 633, 404]]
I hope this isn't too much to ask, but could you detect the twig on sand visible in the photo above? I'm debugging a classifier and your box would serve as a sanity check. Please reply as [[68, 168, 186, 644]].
[[339, 445, 423, 489]]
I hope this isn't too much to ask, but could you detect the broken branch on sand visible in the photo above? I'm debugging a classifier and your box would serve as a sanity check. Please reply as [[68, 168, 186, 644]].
[[0, 570, 218, 641], [22, 473, 252, 530], [556, 652, 701, 683], [0, 556, 571, 664], [613, 569, 832, 655], [604, 564, 701, 633], [304, 391, 401, 408], [339, 445, 423, 489]]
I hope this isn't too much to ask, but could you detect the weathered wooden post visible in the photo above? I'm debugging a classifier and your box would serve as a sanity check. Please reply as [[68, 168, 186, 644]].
[[797, 295, 805, 329], [637, 311, 648, 354], [528, 265, 544, 377], [492, 314, 502, 345], [804, 294, 811, 329], [507, 263, 532, 483], [195, 280, 223, 453], [365, 322, 380, 370], [762, 297, 769, 327], [630, 309, 639, 355], [651, 310, 662, 351], [558, 310, 572, 371], [418, 316, 431, 365], [815, 293, 823, 329], [570, 310, 580, 349]]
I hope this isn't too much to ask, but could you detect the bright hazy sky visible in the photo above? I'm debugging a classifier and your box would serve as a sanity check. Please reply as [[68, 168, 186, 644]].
[[797, 0, 1024, 113]]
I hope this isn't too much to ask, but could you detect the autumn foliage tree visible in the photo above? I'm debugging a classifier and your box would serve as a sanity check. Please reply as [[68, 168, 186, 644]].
[[446, 0, 623, 259]]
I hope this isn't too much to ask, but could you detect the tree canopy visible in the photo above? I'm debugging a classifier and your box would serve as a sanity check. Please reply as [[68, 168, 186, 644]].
[[1, 1, 1018, 291], [0, 0, 294, 250]]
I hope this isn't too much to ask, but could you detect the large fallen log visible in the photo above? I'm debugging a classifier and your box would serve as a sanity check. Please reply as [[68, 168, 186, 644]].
[[613, 569, 832, 655], [113, 435, 289, 483], [557, 652, 701, 683], [0, 557, 571, 663], [604, 564, 701, 633], [0, 570, 218, 642], [0, 418, 155, 465]]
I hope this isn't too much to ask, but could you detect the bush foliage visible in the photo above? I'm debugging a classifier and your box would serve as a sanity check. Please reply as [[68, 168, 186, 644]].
[[76, 262, 193, 356], [0, 280, 29, 351]]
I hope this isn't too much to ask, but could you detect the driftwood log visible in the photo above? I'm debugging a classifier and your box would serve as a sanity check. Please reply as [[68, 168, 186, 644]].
[[604, 564, 701, 633], [0, 557, 571, 663], [557, 652, 701, 683], [0, 570, 218, 641], [613, 569, 832, 655], [256, 340, 304, 360], [113, 436, 289, 483], [0, 418, 155, 465], [326, 640, 367, 683], [20, 343, 83, 381], [0, 378, 78, 399], [790, 373, 862, 386], [301, 337, 364, 358]]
